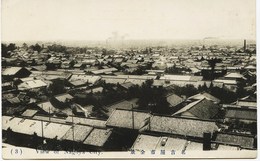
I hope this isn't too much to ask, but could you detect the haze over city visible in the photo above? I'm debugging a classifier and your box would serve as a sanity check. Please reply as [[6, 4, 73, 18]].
[[2, 0, 256, 42]]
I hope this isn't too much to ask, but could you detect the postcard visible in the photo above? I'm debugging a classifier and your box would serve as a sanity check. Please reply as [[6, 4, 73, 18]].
[[1, 0, 257, 159]]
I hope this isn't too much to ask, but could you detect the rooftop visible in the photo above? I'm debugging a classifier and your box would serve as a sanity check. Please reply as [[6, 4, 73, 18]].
[[215, 133, 255, 149], [2, 67, 23, 76], [106, 109, 151, 130], [37, 101, 57, 114], [54, 93, 74, 103], [132, 134, 202, 151], [166, 93, 184, 107], [61, 125, 93, 142], [224, 73, 246, 80], [236, 100, 257, 108], [21, 109, 38, 117], [83, 128, 112, 147], [149, 115, 219, 138], [18, 79, 47, 90], [105, 100, 138, 116], [66, 116, 107, 128], [188, 92, 220, 103], [174, 98, 220, 119], [225, 108, 256, 121]]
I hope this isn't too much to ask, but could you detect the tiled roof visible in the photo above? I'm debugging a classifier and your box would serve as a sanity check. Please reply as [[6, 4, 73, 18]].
[[37, 101, 57, 114], [61, 125, 93, 142], [55, 94, 73, 103], [2, 116, 71, 139], [217, 144, 239, 150], [181, 99, 219, 119], [167, 94, 184, 107], [106, 109, 151, 130], [7, 97, 21, 104], [18, 79, 47, 90], [131, 134, 160, 151], [42, 122, 72, 139], [91, 68, 118, 75], [33, 115, 67, 124], [174, 98, 220, 120], [69, 80, 87, 86], [2, 67, 23, 75], [132, 134, 202, 151], [105, 100, 138, 116], [66, 116, 106, 128], [225, 73, 246, 79], [225, 108, 256, 121], [189, 76, 203, 81], [120, 82, 134, 89], [69, 75, 101, 84], [149, 115, 219, 138], [101, 77, 127, 84], [188, 92, 220, 103], [160, 75, 191, 81], [83, 128, 112, 147], [236, 101, 256, 108], [115, 75, 156, 80], [214, 79, 238, 85], [126, 79, 146, 86], [2, 116, 23, 131], [21, 109, 38, 117], [215, 133, 255, 149]]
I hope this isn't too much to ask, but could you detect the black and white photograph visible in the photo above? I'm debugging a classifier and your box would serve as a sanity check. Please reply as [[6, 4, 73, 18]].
[[1, 0, 257, 159]]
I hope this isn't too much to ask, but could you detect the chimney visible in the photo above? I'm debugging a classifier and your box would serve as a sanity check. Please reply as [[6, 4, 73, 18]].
[[203, 132, 211, 150], [244, 39, 246, 52]]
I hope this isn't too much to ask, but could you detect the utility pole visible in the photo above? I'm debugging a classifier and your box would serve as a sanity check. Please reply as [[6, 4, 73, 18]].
[[72, 115, 75, 151], [49, 106, 51, 122], [132, 105, 135, 129], [41, 120, 44, 143], [148, 112, 151, 131], [41, 120, 43, 139]]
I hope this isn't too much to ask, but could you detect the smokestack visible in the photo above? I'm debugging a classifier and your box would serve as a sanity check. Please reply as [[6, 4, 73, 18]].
[[244, 39, 246, 52], [203, 132, 211, 150]]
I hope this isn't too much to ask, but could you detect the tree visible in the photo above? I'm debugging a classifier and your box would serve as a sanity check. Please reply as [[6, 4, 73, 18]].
[[130, 66, 146, 75], [47, 44, 67, 53], [7, 43, 17, 51], [1, 43, 9, 57], [198, 82, 208, 92], [165, 65, 191, 74], [137, 80, 170, 114], [30, 43, 42, 53], [48, 79, 66, 95], [102, 48, 107, 55], [22, 43, 28, 50], [207, 58, 222, 80], [31, 59, 37, 66], [1, 43, 17, 58], [172, 84, 199, 97]]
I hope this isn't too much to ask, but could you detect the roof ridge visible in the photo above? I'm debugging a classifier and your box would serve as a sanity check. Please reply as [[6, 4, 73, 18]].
[[152, 110, 216, 122], [186, 98, 207, 111], [174, 98, 205, 115]]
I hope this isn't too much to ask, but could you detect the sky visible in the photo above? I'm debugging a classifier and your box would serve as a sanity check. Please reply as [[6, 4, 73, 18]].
[[1, 0, 256, 41]]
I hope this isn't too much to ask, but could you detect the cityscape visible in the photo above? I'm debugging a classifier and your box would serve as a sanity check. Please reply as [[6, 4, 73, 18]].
[[1, 0, 257, 159]]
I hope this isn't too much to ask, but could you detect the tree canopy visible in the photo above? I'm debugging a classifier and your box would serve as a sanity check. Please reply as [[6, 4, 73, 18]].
[[1, 43, 17, 58]]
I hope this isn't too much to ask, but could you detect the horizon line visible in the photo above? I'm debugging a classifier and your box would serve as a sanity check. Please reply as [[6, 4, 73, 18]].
[[2, 38, 256, 43]]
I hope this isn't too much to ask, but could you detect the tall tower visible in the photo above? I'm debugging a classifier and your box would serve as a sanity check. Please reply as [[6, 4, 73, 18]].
[[244, 39, 246, 51]]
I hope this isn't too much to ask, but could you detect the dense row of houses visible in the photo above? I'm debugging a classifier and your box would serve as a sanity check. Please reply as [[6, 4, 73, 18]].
[[1, 43, 257, 152], [2, 105, 256, 151]]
